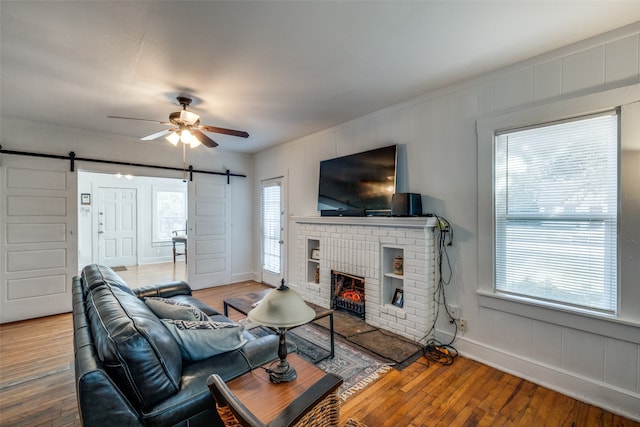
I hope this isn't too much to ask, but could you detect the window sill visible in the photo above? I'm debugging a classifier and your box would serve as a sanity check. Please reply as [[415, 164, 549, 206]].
[[477, 290, 640, 344]]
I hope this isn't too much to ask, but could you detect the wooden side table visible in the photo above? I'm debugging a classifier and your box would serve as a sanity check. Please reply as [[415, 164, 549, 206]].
[[224, 289, 335, 359], [225, 354, 328, 424]]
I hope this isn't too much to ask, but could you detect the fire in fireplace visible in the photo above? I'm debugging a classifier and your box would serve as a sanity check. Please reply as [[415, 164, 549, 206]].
[[331, 270, 365, 319]]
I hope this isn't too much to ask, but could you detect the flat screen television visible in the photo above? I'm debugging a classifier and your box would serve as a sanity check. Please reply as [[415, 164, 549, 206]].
[[317, 144, 397, 215]]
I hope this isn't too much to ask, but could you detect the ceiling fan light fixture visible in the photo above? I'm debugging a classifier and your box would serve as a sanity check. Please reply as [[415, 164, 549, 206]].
[[166, 131, 180, 145], [179, 110, 200, 126], [109, 95, 245, 149]]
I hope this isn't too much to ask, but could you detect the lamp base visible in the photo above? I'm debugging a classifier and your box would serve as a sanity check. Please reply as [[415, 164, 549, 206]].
[[268, 360, 297, 383]]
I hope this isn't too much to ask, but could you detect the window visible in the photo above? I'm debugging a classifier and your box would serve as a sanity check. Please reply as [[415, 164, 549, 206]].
[[261, 183, 281, 274], [153, 187, 187, 242], [494, 111, 618, 314]]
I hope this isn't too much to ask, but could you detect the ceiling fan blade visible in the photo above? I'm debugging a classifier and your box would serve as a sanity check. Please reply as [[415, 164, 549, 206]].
[[192, 129, 218, 148], [141, 128, 175, 141], [198, 125, 249, 138], [108, 115, 171, 125]]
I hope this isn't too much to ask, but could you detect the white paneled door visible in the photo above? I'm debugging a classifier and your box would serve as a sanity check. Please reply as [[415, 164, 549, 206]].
[[97, 187, 137, 267], [187, 175, 231, 289], [0, 156, 77, 323]]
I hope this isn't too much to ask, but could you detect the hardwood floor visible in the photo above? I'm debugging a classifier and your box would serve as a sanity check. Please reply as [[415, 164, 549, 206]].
[[0, 262, 637, 426]]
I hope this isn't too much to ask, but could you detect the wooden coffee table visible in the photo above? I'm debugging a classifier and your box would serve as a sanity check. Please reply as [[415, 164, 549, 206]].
[[224, 289, 335, 359]]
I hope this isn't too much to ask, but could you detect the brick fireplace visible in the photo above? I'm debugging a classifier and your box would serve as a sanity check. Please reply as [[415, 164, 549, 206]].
[[292, 216, 437, 345]]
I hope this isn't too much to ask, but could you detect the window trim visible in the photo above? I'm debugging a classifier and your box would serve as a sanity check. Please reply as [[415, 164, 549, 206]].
[[476, 83, 640, 342]]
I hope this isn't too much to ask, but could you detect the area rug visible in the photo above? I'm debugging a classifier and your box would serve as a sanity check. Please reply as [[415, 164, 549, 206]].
[[245, 321, 392, 401], [111, 266, 127, 272]]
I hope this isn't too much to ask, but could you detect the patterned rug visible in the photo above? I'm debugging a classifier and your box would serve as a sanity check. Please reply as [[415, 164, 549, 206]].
[[245, 322, 393, 401]]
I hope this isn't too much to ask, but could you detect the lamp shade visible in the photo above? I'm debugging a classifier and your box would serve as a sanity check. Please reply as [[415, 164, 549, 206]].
[[166, 132, 180, 145], [248, 286, 315, 329]]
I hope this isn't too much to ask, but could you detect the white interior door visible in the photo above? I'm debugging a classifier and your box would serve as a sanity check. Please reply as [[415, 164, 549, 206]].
[[187, 175, 231, 289], [0, 156, 77, 323], [261, 177, 286, 287], [97, 187, 137, 267]]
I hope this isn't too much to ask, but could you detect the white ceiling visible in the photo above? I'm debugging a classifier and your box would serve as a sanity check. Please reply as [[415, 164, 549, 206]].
[[2, 1, 640, 153]]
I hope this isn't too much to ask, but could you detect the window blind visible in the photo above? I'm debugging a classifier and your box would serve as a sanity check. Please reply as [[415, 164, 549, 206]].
[[494, 111, 618, 313], [261, 184, 281, 274]]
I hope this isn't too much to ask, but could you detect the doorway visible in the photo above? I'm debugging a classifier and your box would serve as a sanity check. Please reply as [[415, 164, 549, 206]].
[[78, 171, 187, 268], [260, 176, 287, 286]]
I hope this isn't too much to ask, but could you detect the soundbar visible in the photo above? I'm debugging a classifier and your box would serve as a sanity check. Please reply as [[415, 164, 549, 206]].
[[320, 209, 366, 217]]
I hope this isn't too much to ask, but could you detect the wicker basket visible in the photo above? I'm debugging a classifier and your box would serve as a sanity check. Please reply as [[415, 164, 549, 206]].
[[216, 389, 361, 427]]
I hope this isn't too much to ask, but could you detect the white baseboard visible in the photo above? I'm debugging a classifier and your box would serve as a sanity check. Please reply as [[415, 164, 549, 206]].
[[438, 330, 640, 422], [230, 272, 259, 283]]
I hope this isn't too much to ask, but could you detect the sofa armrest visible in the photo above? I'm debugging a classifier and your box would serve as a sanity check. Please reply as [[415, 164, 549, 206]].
[[239, 335, 284, 369], [133, 281, 192, 298], [75, 346, 143, 426]]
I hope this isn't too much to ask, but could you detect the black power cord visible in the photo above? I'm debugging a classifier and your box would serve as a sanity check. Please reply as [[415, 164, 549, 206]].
[[423, 338, 458, 365], [419, 214, 459, 365]]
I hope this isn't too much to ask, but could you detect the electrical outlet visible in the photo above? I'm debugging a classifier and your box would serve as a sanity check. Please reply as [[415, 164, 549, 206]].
[[447, 303, 460, 319], [458, 319, 467, 332]]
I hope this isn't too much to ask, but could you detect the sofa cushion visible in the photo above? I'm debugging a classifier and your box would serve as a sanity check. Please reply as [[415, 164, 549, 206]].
[[145, 297, 209, 322], [86, 283, 183, 410], [162, 319, 248, 362]]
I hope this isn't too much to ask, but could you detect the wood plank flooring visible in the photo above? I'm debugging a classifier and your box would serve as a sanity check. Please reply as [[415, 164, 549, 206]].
[[0, 262, 637, 426]]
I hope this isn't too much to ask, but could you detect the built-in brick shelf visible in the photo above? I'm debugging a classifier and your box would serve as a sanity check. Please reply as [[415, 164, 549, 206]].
[[292, 216, 437, 345]]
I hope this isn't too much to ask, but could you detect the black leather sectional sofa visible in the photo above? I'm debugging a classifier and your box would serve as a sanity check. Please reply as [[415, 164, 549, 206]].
[[72, 264, 280, 426]]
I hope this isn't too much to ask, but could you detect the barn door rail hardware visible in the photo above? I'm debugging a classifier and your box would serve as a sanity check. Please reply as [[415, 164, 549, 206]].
[[0, 146, 245, 183]]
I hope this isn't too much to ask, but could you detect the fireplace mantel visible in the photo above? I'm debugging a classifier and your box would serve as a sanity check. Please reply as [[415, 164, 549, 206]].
[[292, 215, 437, 229]]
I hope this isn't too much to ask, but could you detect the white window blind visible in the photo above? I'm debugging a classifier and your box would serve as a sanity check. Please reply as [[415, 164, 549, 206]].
[[494, 111, 618, 313], [261, 184, 281, 274]]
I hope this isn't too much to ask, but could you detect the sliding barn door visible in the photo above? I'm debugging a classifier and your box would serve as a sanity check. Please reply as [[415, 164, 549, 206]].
[[187, 175, 231, 289], [0, 156, 77, 323]]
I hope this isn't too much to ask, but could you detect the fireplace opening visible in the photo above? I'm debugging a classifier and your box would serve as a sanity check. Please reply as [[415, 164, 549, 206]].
[[331, 270, 365, 319]]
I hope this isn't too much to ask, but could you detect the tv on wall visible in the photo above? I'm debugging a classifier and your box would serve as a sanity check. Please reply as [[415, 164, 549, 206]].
[[317, 144, 397, 216]]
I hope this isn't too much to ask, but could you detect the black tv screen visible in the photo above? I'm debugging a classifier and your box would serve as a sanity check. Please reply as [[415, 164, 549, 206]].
[[317, 144, 397, 214]]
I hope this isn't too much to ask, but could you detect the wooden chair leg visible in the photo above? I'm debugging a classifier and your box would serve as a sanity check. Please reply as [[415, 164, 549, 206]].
[[173, 242, 177, 264]]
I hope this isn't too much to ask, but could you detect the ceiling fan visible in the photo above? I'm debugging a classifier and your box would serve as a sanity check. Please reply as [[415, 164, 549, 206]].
[[108, 96, 249, 148]]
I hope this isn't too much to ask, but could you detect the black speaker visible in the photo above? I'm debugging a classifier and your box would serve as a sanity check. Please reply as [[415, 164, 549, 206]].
[[391, 193, 422, 216]]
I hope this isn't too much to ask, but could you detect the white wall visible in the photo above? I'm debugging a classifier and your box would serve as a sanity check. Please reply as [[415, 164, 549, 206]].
[[253, 23, 640, 420], [0, 118, 256, 280]]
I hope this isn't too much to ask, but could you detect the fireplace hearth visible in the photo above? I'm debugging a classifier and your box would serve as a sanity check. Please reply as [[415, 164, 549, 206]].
[[331, 270, 365, 319]]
